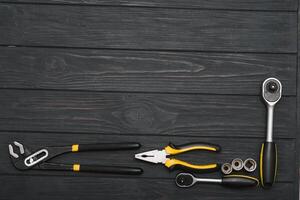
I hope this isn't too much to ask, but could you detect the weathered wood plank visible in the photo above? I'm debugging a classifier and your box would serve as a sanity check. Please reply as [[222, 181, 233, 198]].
[[0, 4, 297, 53], [296, 3, 300, 198], [0, 175, 295, 200], [0, 47, 296, 95], [0, 132, 295, 182], [0, 0, 297, 11], [0, 90, 296, 138]]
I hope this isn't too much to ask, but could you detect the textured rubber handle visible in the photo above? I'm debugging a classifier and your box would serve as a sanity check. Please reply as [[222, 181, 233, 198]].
[[260, 142, 277, 188], [71, 143, 141, 152], [165, 158, 219, 172], [77, 164, 143, 175], [165, 142, 221, 155], [222, 175, 259, 187]]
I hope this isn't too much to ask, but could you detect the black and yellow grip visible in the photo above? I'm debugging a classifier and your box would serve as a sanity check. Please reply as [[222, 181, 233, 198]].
[[222, 175, 259, 187], [260, 142, 277, 188], [164, 142, 220, 155], [72, 145, 79, 152], [165, 158, 219, 172], [71, 142, 141, 152], [38, 162, 142, 175], [72, 164, 143, 175]]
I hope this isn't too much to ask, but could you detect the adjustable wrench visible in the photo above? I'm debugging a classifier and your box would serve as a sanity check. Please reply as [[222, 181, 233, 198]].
[[260, 78, 282, 188]]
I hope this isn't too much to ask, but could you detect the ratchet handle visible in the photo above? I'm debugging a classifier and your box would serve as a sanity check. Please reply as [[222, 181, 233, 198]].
[[71, 143, 141, 152], [222, 175, 259, 187], [260, 142, 277, 188], [73, 164, 143, 175], [165, 158, 219, 172], [165, 142, 221, 155]]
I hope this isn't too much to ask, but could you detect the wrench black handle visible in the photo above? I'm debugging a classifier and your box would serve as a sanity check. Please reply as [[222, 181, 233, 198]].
[[260, 142, 277, 188], [38, 163, 143, 175], [78, 164, 143, 175], [71, 143, 141, 152]]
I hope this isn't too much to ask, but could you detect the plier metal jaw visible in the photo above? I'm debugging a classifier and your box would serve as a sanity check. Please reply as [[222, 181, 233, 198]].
[[8, 141, 143, 175], [135, 142, 220, 172]]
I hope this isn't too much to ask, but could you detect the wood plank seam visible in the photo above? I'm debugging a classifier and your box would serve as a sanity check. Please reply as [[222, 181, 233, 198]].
[[0, 1, 297, 12]]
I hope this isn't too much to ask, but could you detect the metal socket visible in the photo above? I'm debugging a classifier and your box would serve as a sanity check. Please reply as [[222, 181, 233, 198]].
[[231, 158, 243, 171], [221, 163, 232, 175], [243, 158, 257, 172]]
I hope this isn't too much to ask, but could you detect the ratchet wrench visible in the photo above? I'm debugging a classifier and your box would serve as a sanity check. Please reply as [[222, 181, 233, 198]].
[[175, 173, 259, 188], [260, 78, 282, 188]]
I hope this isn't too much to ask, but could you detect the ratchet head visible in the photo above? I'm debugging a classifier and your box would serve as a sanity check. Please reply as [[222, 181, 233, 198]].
[[8, 141, 32, 170], [262, 78, 282, 106], [175, 173, 196, 188]]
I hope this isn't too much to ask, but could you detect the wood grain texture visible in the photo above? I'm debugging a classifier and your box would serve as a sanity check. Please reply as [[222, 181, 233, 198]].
[[0, 0, 298, 199], [0, 90, 296, 138], [0, 4, 297, 53], [0, 0, 297, 11], [0, 47, 296, 95], [296, 3, 300, 198], [0, 132, 296, 182], [0, 175, 295, 200]]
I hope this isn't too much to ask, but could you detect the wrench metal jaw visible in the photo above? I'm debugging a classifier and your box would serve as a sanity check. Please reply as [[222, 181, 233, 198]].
[[8, 141, 34, 170]]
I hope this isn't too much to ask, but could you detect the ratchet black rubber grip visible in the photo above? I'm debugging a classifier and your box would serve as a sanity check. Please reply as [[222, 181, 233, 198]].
[[72, 143, 141, 152], [78, 164, 143, 175], [260, 142, 277, 188], [222, 175, 259, 187]]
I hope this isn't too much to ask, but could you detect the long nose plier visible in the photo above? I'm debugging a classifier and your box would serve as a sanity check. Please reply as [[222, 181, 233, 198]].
[[8, 141, 143, 175], [135, 142, 220, 172]]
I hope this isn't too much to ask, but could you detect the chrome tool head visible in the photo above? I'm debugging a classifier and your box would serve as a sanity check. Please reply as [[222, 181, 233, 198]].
[[175, 173, 197, 188], [8, 141, 49, 170], [231, 158, 243, 171], [262, 78, 282, 106], [243, 158, 257, 172], [8, 141, 31, 170], [221, 163, 232, 175], [262, 78, 282, 142], [135, 150, 167, 164]]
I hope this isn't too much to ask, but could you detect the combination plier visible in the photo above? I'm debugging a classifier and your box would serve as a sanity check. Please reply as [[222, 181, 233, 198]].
[[135, 142, 220, 172]]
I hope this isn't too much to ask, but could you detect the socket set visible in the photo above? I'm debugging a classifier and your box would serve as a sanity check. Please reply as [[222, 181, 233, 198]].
[[221, 158, 257, 175]]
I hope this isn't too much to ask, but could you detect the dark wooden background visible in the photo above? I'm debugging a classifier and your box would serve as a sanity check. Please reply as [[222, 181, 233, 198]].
[[0, 1, 299, 199]]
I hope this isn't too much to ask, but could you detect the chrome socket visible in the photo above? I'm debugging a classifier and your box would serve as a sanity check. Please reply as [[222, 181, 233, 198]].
[[231, 158, 243, 171], [221, 163, 232, 175], [243, 158, 257, 172]]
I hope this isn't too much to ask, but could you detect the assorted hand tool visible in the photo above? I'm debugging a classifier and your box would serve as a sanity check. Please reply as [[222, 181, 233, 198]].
[[8, 141, 143, 175], [221, 163, 232, 175], [231, 158, 243, 171], [175, 173, 259, 188], [135, 142, 220, 172], [221, 158, 257, 175], [260, 78, 282, 188], [243, 158, 257, 173], [7, 78, 283, 190]]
